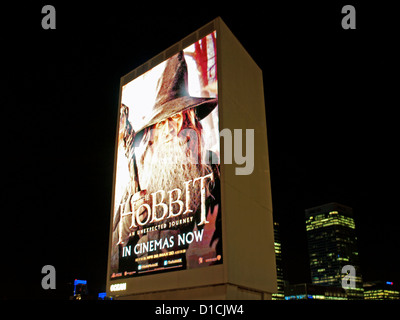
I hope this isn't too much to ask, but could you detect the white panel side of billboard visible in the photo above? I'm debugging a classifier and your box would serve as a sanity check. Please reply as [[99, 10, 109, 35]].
[[106, 17, 276, 300], [217, 18, 276, 297]]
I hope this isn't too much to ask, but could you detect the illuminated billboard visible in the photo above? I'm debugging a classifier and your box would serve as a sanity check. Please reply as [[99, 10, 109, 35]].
[[109, 31, 222, 280]]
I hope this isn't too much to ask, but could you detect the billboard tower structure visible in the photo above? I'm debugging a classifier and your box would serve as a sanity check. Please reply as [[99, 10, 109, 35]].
[[106, 18, 276, 300]]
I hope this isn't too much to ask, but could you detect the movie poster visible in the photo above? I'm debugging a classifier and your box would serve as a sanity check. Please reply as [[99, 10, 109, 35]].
[[110, 31, 222, 279]]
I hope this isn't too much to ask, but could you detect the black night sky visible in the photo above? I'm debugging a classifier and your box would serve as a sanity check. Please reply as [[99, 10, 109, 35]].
[[2, 2, 399, 299]]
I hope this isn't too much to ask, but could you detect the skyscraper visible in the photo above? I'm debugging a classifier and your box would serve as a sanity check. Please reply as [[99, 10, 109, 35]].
[[272, 221, 285, 300], [305, 202, 364, 299]]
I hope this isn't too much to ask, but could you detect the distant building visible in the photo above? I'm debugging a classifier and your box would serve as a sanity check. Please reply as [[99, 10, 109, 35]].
[[98, 292, 113, 300], [364, 281, 400, 300], [272, 221, 285, 300], [71, 279, 88, 300], [284, 283, 347, 300], [305, 202, 364, 299]]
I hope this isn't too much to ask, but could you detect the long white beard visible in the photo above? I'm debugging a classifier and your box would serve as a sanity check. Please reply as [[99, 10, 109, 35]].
[[136, 136, 213, 218]]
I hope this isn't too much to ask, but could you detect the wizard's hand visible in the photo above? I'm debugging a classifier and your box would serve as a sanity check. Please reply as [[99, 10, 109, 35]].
[[130, 190, 149, 229], [117, 190, 149, 245]]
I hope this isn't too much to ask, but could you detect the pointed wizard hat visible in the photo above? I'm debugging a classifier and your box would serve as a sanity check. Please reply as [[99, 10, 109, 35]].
[[134, 51, 218, 133]]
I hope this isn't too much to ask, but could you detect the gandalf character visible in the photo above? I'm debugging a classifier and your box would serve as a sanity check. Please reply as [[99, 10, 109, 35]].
[[110, 51, 221, 274]]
